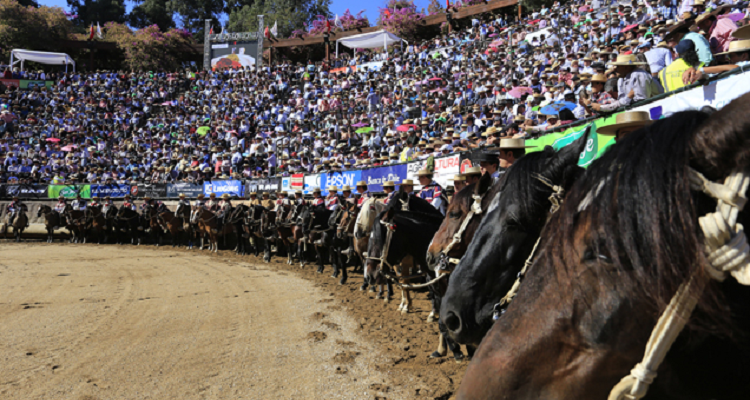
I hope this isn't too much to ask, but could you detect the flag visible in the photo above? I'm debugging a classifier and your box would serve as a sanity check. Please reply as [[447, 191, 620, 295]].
[[264, 26, 269, 39], [384, 9, 391, 17], [96, 22, 103, 39], [446, 0, 450, 10], [270, 21, 278, 37], [89, 23, 95, 40], [220, 24, 224, 34], [209, 25, 213, 34], [334, 14, 344, 29], [326, 19, 331, 33]]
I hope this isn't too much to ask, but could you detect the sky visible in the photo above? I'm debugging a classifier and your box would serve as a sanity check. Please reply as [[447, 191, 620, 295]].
[[37, 0, 433, 29]]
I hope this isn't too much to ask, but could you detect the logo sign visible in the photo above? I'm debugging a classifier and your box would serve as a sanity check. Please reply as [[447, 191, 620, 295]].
[[281, 177, 292, 192], [320, 170, 361, 195], [362, 164, 407, 192], [92, 184, 130, 198], [204, 180, 243, 197], [48, 184, 91, 199], [167, 183, 203, 198], [7, 184, 47, 199], [245, 178, 280, 194], [303, 174, 321, 194]]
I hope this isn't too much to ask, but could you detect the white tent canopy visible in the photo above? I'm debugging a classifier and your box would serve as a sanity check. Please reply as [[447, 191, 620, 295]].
[[336, 30, 407, 57], [10, 49, 75, 72]]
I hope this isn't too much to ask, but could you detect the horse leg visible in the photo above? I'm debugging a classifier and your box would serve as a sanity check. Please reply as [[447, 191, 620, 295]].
[[339, 252, 348, 285], [315, 246, 325, 274], [465, 344, 476, 361], [331, 244, 340, 279], [385, 280, 393, 303], [263, 239, 271, 262]]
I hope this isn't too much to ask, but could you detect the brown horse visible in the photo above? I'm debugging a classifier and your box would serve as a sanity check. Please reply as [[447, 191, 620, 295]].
[[4, 207, 28, 242], [159, 208, 186, 247], [275, 201, 297, 265], [143, 206, 164, 246], [64, 206, 88, 243], [194, 208, 232, 253], [335, 201, 361, 285], [456, 102, 750, 399], [37, 204, 63, 243], [86, 205, 107, 244]]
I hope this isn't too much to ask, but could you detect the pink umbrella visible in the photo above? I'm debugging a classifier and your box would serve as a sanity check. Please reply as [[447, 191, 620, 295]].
[[45, 137, 61, 142], [429, 87, 446, 93], [508, 87, 533, 99], [488, 33, 498, 37], [621, 24, 639, 33], [428, 77, 443, 81], [396, 124, 418, 132], [61, 144, 78, 152], [719, 12, 746, 22], [489, 39, 505, 48], [352, 122, 368, 127]]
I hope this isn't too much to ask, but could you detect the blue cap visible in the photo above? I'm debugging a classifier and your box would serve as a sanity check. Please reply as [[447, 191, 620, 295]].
[[675, 40, 695, 56]]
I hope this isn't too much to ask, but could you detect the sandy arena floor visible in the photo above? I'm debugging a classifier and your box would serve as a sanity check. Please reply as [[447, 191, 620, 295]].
[[0, 243, 463, 400]]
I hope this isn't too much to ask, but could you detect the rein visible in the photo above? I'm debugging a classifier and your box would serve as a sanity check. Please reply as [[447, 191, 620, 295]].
[[492, 173, 565, 320], [437, 192, 486, 271], [608, 167, 750, 400]]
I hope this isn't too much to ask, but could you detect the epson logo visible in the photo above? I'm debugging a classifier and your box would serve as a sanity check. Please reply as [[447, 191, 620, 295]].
[[328, 174, 355, 186]]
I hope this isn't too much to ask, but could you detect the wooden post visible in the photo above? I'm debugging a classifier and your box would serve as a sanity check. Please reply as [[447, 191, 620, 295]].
[[518, 0, 522, 22]]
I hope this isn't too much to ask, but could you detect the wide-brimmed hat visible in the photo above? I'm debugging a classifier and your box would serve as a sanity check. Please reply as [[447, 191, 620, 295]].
[[341, 185, 353, 191], [498, 138, 535, 149], [733, 24, 750, 40], [479, 152, 500, 163], [416, 169, 433, 176], [590, 73, 607, 83], [717, 39, 750, 55], [398, 179, 415, 186], [356, 181, 367, 187], [221, 193, 230, 199], [597, 111, 654, 136], [449, 174, 466, 182], [327, 185, 339, 192], [464, 166, 482, 176], [607, 54, 647, 66], [383, 181, 396, 188]]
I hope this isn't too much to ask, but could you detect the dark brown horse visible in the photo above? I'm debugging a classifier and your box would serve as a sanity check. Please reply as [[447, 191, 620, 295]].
[[5, 207, 28, 242], [159, 208, 186, 247], [86, 205, 107, 244], [37, 205, 63, 243], [456, 100, 750, 399], [64, 205, 88, 243], [275, 201, 297, 265]]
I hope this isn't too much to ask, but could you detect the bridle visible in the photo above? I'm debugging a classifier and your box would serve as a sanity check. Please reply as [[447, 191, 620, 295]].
[[436, 192, 486, 272], [491, 173, 565, 321]]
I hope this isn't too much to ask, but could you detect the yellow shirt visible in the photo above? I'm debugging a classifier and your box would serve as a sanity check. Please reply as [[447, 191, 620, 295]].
[[659, 58, 703, 93]]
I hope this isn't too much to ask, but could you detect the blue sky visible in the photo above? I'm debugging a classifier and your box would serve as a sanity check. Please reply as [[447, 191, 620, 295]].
[[37, 0, 433, 28]]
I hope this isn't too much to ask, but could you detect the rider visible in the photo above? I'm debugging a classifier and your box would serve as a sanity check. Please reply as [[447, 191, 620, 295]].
[[54, 195, 68, 213], [177, 193, 190, 208], [275, 191, 288, 211], [449, 174, 467, 194], [293, 190, 305, 205], [416, 169, 447, 216], [248, 192, 261, 207], [382, 181, 396, 204], [122, 194, 137, 211], [206, 193, 220, 212], [217, 193, 233, 230], [464, 166, 482, 187], [341, 185, 354, 204], [311, 188, 325, 206], [89, 196, 101, 208], [191, 194, 206, 223], [325, 186, 339, 211], [355, 181, 370, 209], [260, 192, 274, 209], [72, 193, 87, 211], [7, 196, 28, 227], [103, 196, 114, 207]]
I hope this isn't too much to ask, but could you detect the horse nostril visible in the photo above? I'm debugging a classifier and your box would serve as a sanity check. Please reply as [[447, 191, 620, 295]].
[[444, 311, 462, 333]]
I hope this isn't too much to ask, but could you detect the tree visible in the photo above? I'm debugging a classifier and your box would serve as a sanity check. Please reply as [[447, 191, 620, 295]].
[[227, 0, 331, 37], [0, 0, 75, 61], [129, 0, 174, 30], [17, 0, 40, 7], [379, 0, 426, 41], [66, 0, 127, 27], [103, 22, 193, 71], [169, 0, 225, 38]]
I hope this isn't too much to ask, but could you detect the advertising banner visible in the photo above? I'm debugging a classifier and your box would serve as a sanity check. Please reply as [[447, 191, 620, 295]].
[[48, 184, 90, 199], [7, 184, 48, 199], [204, 180, 244, 197], [245, 178, 280, 194], [280, 176, 292, 193], [303, 174, 321, 194], [167, 183, 203, 198], [0, 79, 20, 89], [211, 41, 258, 70], [91, 184, 131, 198], [320, 170, 362, 195], [362, 164, 408, 192], [130, 183, 167, 198], [432, 154, 461, 188], [20, 80, 53, 89], [291, 173, 304, 191]]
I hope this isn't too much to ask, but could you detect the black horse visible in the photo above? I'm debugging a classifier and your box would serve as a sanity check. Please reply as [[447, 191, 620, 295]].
[[117, 206, 144, 245], [301, 204, 335, 274], [440, 135, 586, 348], [102, 203, 119, 244], [229, 204, 251, 255]]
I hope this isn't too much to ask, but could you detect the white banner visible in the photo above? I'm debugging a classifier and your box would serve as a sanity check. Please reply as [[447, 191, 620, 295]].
[[406, 154, 460, 190], [303, 174, 321, 194]]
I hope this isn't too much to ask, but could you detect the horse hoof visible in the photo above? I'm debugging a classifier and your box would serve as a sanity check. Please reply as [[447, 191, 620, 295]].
[[401, 309, 408, 315], [369, 286, 377, 293], [375, 293, 381, 299], [359, 285, 367, 291], [339, 277, 347, 285], [429, 351, 444, 359], [453, 353, 465, 363], [426, 314, 436, 323]]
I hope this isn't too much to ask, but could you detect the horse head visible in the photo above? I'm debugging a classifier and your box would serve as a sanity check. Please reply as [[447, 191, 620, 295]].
[[456, 96, 750, 400], [354, 197, 384, 240], [440, 134, 586, 347], [37, 204, 51, 218]]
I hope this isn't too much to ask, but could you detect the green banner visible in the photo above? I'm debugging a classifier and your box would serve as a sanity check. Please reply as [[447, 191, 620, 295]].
[[20, 80, 53, 89], [48, 184, 91, 199]]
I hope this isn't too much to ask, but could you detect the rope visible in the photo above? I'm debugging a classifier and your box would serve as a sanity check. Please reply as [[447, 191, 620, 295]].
[[608, 167, 750, 400], [437, 194, 484, 271]]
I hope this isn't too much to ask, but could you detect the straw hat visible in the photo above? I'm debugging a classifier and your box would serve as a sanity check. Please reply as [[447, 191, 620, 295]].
[[383, 181, 396, 188], [590, 73, 608, 83], [341, 185, 353, 191], [221, 193, 230, 199], [717, 39, 750, 55], [356, 181, 368, 187], [733, 24, 750, 40], [464, 166, 482, 176], [313, 187, 322, 193], [596, 111, 654, 136], [327, 185, 339, 192], [398, 179, 415, 186], [448, 174, 466, 182], [416, 169, 433, 176], [607, 54, 647, 66], [498, 138, 535, 149]]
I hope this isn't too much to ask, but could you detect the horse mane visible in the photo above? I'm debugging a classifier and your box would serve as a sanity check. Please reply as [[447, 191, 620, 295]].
[[546, 110, 739, 334], [386, 190, 443, 217], [498, 148, 562, 226]]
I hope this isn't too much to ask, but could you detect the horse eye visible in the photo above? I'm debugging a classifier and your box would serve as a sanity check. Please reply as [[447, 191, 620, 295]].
[[583, 246, 613, 264], [449, 211, 462, 219]]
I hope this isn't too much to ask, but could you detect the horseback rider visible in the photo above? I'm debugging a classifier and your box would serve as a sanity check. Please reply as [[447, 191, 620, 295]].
[[496, 138, 531, 178], [123, 194, 137, 211], [341, 186, 353, 204], [311, 188, 325, 206], [72, 193, 87, 211], [260, 192, 274, 209], [89, 196, 101, 208], [54, 195, 68, 214], [7, 196, 28, 227], [206, 193, 220, 211], [449, 174, 467, 194], [103, 196, 114, 207], [464, 166, 482, 187], [191, 194, 206, 224], [325, 186, 339, 211], [416, 169, 447, 216], [275, 191, 288, 211], [248, 192, 261, 207], [293, 190, 305, 205], [355, 181, 370, 209], [382, 181, 396, 204], [217, 193, 233, 230], [177, 193, 190, 208]]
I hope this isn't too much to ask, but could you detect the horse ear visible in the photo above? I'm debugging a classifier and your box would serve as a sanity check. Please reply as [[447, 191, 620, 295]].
[[555, 130, 588, 166], [689, 93, 750, 180], [476, 171, 493, 196]]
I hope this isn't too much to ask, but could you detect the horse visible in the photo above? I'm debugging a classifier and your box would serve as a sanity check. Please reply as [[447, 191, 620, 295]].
[[439, 135, 586, 348], [259, 208, 278, 262], [116, 206, 144, 245], [65, 205, 89, 244], [365, 191, 444, 313], [174, 202, 195, 249], [335, 201, 361, 285], [194, 208, 222, 253], [37, 205, 63, 243], [5, 207, 28, 242], [275, 201, 298, 265], [159, 207, 187, 248], [245, 205, 268, 257], [143, 206, 165, 246], [85, 205, 108, 244], [419, 172, 497, 361], [102, 203, 119, 244], [455, 101, 750, 400], [353, 197, 386, 291], [291, 203, 314, 267], [226, 204, 249, 254], [300, 204, 335, 273], [327, 199, 354, 284]]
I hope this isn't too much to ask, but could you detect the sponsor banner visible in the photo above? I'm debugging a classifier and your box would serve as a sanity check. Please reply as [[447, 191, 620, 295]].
[[303, 174, 321, 194], [0, 79, 20, 88], [358, 61, 384, 71], [330, 66, 355, 74], [20, 80, 53, 89], [130, 183, 167, 199], [167, 183, 203, 198], [432, 154, 460, 188], [362, 164, 408, 192], [204, 180, 244, 197], [291, 173, 304, 191], [320, 170, 362, 195], [280, 176, 292, 193], [245, 178, 280, 194], [91, 184, 131, 198], [48, 184, 91, 199], [7, 184, 48, 199]]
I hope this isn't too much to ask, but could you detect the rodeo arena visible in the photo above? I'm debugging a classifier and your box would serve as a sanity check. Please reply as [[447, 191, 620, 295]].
[[4, 0, 750, 398]]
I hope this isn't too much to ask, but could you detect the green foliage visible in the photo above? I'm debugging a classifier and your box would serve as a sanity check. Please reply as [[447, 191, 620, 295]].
[[0, 0, 75, 61], [66, 0, 127, 27], [103, 22, 193, 71], [227, 0, 331, 37], [168, 0, 225, 37], [129, 0, 174, 30], [17, 0, 39, 6]]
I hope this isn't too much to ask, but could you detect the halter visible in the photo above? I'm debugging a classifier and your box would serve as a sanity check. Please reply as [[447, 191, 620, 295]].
[[609, 167, 750, 400], [492, 173, 565, 320], [366, 219, 398, 271], [437, 192, 486, 272]]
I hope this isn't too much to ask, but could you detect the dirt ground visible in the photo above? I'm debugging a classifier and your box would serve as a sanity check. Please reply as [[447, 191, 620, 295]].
[[0, 243, 466, 400]]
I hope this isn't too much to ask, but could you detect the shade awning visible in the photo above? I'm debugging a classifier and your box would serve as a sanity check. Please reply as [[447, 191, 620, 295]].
[[336, 30, 403, 49], [10, 49, 75, 71]]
